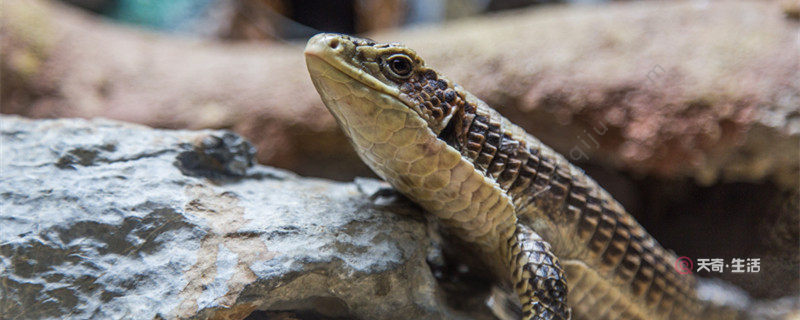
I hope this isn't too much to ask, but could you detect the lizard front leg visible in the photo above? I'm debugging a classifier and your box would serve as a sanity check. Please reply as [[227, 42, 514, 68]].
[[507, 223, 572, 320]]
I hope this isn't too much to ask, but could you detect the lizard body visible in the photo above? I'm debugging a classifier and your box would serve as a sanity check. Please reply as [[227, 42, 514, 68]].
[[304, 33, 733, 320]]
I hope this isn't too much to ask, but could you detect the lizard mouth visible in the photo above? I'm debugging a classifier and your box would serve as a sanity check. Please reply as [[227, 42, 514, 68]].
[[305, 33, 456, 135], [304, 34, 416, 111]]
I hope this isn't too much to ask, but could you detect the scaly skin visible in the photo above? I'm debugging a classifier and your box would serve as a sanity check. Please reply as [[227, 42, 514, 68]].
[[304, 33, 734, 320]]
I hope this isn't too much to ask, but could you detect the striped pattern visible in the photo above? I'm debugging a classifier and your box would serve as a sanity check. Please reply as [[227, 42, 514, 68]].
[[440, 89, 704, 319], [305, 33, 731, 320]]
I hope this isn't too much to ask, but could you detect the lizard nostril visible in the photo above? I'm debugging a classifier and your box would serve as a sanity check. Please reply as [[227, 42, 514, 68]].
[[329, 39, 340, 50]]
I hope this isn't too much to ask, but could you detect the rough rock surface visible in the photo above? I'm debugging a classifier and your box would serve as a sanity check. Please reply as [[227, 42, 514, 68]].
[[2, 0, 798, 187], [0, 116, 797, 319], [0, 116, 483, 319]]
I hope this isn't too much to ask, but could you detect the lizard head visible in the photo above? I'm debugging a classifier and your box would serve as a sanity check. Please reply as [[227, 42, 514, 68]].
[[304, 32, 481, 225], [304, 33, 461, 138]]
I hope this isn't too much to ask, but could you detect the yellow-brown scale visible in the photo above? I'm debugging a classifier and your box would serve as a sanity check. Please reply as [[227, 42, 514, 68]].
[[304, 33, 736, 320], [439, 86, 706, 319]]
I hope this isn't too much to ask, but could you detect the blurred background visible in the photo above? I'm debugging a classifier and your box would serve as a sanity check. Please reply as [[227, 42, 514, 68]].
[[53, 0, 614, 39], [1, 0, 799, 307]]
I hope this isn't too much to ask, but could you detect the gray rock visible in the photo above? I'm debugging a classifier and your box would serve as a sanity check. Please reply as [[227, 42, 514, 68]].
[[0, 116, 480, 319], [3, 116, 794, 320]]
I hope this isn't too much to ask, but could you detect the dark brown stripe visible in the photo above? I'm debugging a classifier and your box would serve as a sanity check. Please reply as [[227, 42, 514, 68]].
[[475, 120, 502, 173]]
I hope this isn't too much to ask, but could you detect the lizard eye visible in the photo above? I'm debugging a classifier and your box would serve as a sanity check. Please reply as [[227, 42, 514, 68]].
[[386, 54, 413, 78]]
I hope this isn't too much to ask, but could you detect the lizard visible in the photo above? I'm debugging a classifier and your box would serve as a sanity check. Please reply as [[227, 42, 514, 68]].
[[304, 33, 738, 320]]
